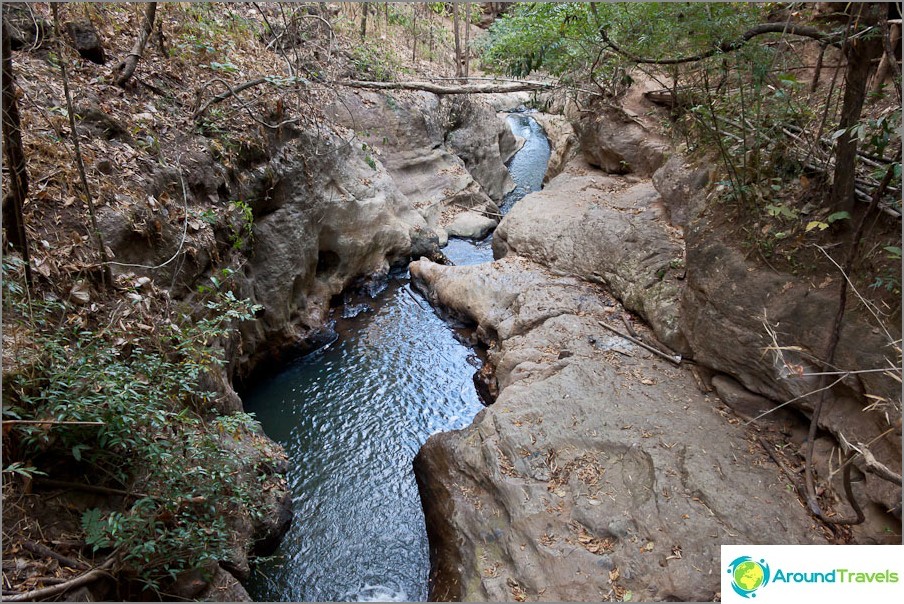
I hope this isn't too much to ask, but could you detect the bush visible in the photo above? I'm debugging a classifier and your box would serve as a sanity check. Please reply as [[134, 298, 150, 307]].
[[2, 258, 273, 592]]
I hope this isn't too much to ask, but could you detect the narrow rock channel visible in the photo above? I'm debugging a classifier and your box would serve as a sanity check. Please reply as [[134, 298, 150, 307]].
[[243, 113, 550, 602]]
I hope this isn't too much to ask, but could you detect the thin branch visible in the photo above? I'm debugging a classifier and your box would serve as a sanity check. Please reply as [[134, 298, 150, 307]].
[[105, 156, 189, 270], [804, 164, 895, 524], [3, 557, 115, 602], [52, 5, 111, 286], [22, 541, 89, 571], [2, 420, 105, 426], [600, 23, 843, 66], [597, 320, 682, 365], [330, 78, 557, 95]]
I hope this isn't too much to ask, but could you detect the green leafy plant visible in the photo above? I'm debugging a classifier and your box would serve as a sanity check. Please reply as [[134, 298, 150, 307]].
[[2, 258, 269, 591]]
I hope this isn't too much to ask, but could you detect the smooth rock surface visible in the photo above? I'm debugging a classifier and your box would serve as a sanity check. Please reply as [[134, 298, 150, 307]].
[[411, 257, 827, 602], [493, 158, 687, 353], [575, 102, 670, 176], [447, 211, 498, 240]]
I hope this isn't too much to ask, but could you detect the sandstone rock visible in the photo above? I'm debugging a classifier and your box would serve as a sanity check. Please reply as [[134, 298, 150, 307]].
[[651, 153, 710, 227], [681, 217, 902, 513], [199, 568, 251, 602], [233, 126, 429, 379], [411, 257, 827, 602], [446, 96, 517, 201], [531, 113, 578, 182], [493, 159, 687, 353], [446, 211, 497, 240], [327, 90, 514, 210], [575, 103, 670, 176]]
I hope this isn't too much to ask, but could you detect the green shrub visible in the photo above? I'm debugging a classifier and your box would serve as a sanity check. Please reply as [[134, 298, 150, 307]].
[[2, 258, 271, 592]]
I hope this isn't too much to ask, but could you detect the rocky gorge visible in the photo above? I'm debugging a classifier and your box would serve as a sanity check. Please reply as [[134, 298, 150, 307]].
[[2, 4, 901, 600]]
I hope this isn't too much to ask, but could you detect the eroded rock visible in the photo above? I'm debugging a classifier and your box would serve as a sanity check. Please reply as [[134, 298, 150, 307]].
[[493, 158, 687, 353], [411, 257, 827, 602], [575, 102, 670, 176]]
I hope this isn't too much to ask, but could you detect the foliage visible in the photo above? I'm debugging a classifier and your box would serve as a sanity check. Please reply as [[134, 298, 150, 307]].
[[348, 42, 402, 82], [2, 258, 270, 591], [479, 3, 762, 83]]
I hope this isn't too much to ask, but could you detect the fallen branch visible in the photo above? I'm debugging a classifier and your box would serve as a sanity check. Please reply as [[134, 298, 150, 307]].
[[114, 2, 157, 87], [3, 557, 115, 602], [34, 478, 147, 499], [2, 420, 105, 427], [329, 79, 556, 95], [23, 541, 88, 571], [597, 320, 682, 365]]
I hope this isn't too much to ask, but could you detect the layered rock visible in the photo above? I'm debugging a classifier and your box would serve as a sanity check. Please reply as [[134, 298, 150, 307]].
[[493, 159, 687, 353], [327, 90, 515, 241], [575, 102, 670, 176], [232, 126, 432, 378], [411, 257, 827, 602]]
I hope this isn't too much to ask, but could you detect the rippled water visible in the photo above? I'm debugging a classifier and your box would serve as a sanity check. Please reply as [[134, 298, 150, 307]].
[[244, 113, 549, 602], [244, 280, 483, 602], [500, 113, 551, 213]]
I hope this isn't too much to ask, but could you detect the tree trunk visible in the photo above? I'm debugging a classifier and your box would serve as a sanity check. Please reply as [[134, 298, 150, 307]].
[[359, 2, 368, 40], [453, 1, 462, 79], [870, 20, 901, 96], [829, 34, 884, 212], [114, 2, 156, 87], [1, 17, 33, 288], [411, 7, 417, 62], [464, 3, 471, 78]]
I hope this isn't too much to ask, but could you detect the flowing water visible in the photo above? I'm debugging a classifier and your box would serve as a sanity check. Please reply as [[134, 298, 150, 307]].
[[245, 113, 550, 602]]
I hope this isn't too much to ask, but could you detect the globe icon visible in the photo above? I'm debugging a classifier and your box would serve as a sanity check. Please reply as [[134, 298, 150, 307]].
[[733, 560, 765, 592]]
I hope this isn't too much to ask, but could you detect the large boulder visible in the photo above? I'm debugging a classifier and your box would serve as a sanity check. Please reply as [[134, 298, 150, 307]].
[[410, 257, 827, 602], [574, 103, 670, 176], [231, 125, 430, 379], [493, 159, 687, 353], [326, 90, 514, 220], [446, 211, 497, 240], [531, 113, 578, 182]]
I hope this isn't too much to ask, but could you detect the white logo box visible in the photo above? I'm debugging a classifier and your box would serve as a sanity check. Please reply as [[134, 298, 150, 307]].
[[721, 544, 904, 602]]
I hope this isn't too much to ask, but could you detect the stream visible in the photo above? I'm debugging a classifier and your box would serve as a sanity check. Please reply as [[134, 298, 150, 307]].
[[244, 112, 550, 602]]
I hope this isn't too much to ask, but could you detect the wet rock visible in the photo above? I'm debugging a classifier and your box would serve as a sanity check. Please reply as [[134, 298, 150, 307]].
[[411, 257, 827, 602], [446, 211, 497, 240], [199, 567, 251, 602], [575, 102, 670, 176], [493, 158, 688, 353], [233, 125, 429, 379], [64, 20, 106, 64]]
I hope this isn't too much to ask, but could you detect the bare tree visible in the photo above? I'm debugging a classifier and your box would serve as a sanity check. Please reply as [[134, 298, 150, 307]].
[[115, 2, 157, 87], [464, 2, 471, 78], [360, 2, 368, 40], [52, 5, 111, 286], [453, 1, 462, 79], [829, 3, 885, 212]]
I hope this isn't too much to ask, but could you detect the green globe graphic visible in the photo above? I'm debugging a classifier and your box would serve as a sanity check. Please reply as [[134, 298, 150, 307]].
[[733, 561, 765, 592]]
